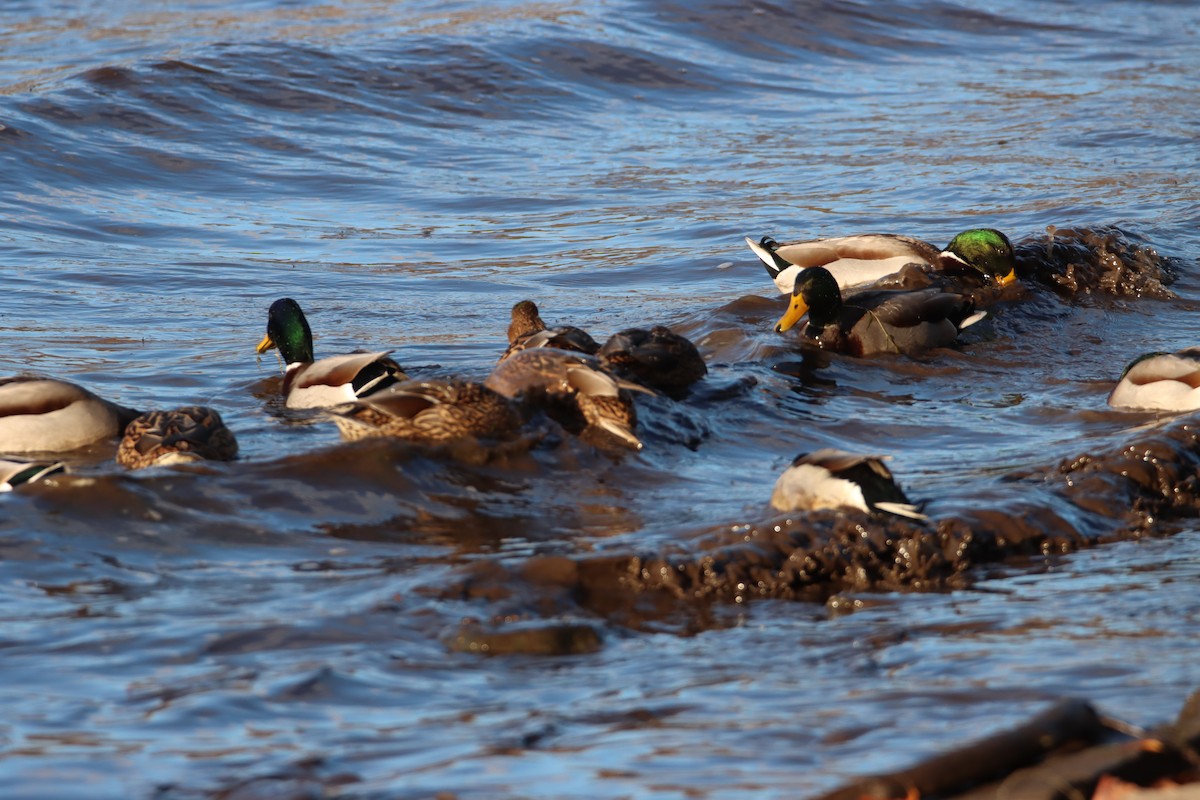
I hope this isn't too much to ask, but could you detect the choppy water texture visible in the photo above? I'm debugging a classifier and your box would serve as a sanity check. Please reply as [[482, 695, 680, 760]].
[[1, 1, 1199, 797]]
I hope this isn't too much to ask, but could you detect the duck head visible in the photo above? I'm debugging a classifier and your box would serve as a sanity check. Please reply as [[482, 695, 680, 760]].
[[944, 228, 1017, 286], [775, 266, 841, 333], [257, 297, 315, 364], [507, 300, 546, 343]]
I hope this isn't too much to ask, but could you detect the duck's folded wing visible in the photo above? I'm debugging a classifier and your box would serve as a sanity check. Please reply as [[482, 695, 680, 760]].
[[295, 351, 404, 392], [858, 289, 973, 328], [774, 234, 936, 266]]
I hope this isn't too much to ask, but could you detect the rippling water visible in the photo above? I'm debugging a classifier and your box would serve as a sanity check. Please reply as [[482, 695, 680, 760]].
[[2, 1, 1199, 797]]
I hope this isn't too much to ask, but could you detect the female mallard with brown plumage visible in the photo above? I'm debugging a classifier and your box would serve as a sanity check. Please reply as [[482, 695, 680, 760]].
[[770, 449, 927, 520], [485, 348, 651, 450], [116, 406, 239, 469], [598, 325, 706, 395], [0, 376, 141, 452], [256, 298, 408, 409], [326, 379, 522, 443], [748, 228, 1018, 294], [775, 266, 986, 356], [1108, 349, 1200, 412], [499, 300, 600, 361]]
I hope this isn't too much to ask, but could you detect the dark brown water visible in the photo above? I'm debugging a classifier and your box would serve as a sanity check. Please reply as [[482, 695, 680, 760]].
[[1, 1, 1199, 797]]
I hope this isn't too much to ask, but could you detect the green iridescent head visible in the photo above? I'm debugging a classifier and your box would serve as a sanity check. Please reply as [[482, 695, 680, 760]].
[[945, 229, 1017, 286], [256, 297, 315, 364]]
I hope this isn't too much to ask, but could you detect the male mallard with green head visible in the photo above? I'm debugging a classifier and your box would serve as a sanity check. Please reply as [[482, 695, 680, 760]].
[[256, 298, 408, 409], [1108, 349, 1200, 412], [116, 406, 239, 469], [500, 300, 600, 362], [485, 348, 651, 450], [775, 266, 985, 356], [770, 449, 927, 520], [748, 228, 1018, 294], [0, 376, 141, 452], [327, 379, 522, 443]]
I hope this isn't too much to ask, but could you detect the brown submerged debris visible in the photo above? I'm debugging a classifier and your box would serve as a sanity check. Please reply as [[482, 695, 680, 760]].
[[1014, 225, 1180, 302], [815, 688, 1200, 800], [813, 698, 1106, 800], [448, 620, 603, 656]]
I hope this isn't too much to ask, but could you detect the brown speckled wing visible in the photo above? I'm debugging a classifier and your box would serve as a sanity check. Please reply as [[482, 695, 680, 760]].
[[117, 406, 238, 468]]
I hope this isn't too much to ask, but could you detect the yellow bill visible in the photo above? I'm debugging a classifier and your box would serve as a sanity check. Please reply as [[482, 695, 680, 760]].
[[256, 333, 276, 354], [775, 294, 810, 333]]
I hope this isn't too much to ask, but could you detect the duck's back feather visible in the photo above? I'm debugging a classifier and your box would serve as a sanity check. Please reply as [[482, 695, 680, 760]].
[[283, 351, 407, 409], [773, 234, 939, 268], [328, 380, 520, 442], [599, 326, 706, 394], [0, 377, 139, 452], [751, 234, 942, 292], [501, 326, 599, 361], [771, 449, 926, 519], [117, 406, 238, 469], [1109, 350, 1200, 411], [483, 349, 644, 449], [805, 288, 979, 356]]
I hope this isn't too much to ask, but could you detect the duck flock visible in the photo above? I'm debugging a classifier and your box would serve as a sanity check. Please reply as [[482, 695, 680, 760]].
[[1, 226, 1193, 518]]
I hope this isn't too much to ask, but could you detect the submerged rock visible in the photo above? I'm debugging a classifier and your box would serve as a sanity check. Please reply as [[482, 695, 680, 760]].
[[449, 621, 603, 656], [437, 416, 1200, 630], [1015, 225, 1180, 302]]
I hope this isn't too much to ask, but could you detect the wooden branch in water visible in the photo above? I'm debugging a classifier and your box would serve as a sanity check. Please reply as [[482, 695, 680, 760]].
[[812, 699, 1105, 800], [813, 689, 1200, 800]]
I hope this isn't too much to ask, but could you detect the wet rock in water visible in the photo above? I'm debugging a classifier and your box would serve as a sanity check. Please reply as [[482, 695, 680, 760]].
[[1014, 225, 1180, 303], [1057, 424, 1200, 531], [435, 416, 1200, 630], [448, 620, 603, 656]]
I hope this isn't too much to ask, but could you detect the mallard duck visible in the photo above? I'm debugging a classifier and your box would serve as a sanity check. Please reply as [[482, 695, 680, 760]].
[[327, 379, 522, 443], [499, 300, 600, 362], [485, 348, 651, 450], [770, 449, 927, 520], [0, 376, 141, 453], [256, 298, 408, 409], [775, 266, 986, 356], [598, 325, 707, 395], [0, 458, 65, 491], [747, 228, 1017, 294], [1108, 349, 1200, 412], [116, 406, 239, 469]]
